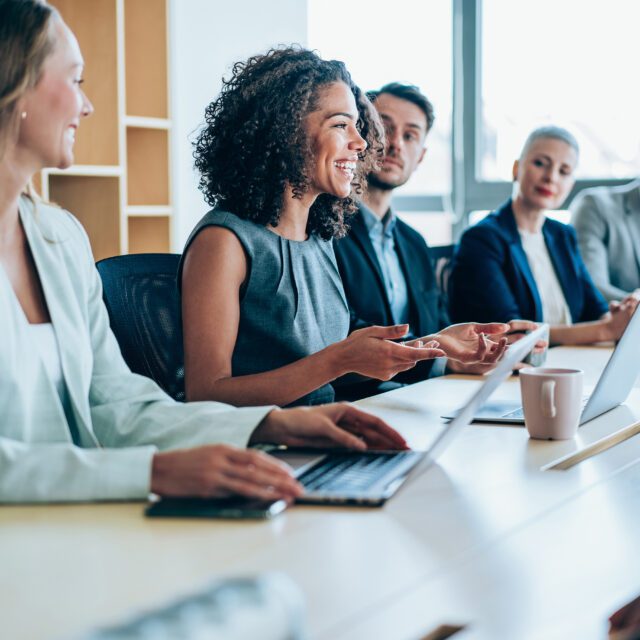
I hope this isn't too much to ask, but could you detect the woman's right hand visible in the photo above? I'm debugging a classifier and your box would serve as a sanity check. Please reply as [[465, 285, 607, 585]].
[[150, 445, 303, 502], [336, 324, 445, 381]]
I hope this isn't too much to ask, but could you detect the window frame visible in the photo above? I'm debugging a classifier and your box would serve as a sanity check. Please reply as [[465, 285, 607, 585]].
[[390, 0, 632, 241]]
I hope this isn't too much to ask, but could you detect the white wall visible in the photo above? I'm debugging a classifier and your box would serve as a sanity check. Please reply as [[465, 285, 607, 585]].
[[168, 0, 308, 249]]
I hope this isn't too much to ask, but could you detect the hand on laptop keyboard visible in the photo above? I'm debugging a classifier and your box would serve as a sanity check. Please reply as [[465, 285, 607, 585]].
[[251, 404, 409, 451]]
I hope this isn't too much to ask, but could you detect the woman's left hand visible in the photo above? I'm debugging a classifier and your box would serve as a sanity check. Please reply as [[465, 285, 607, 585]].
[[603, 297, 639, 341], [249, 404, 409, 451], [502, 319, 547, 353], [413, 322, 509, 365]]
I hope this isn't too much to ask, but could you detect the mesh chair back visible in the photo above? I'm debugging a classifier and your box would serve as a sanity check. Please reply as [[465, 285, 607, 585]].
[[96, 253, 185, 401], [429, 244, 455, 298]]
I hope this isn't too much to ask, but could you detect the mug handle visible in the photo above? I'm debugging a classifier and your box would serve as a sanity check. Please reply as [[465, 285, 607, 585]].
[[541, 380, 557, 418]]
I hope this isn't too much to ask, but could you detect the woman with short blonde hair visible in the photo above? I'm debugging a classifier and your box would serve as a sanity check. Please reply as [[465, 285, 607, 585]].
[[450, 126, 637, 345]]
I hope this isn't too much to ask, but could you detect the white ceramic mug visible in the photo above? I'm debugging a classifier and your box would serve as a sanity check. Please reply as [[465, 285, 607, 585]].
[[519, 368, 584, 440]]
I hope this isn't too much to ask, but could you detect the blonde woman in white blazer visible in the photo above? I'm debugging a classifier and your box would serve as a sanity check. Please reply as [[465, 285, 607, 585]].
[[0, 0, 407, 504]]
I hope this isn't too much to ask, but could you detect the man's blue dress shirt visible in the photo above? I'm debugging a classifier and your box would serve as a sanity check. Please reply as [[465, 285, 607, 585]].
[[360, 204, 410, 326]]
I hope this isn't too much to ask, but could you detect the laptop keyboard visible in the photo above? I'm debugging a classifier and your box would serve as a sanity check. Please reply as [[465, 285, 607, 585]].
[[501, 395, 590, 420], [297, 452, 410, 492]]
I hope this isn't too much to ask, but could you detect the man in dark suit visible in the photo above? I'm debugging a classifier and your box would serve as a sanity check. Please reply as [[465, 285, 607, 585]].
[[334, 83, 532, 400], [334, 83, 452, 400]]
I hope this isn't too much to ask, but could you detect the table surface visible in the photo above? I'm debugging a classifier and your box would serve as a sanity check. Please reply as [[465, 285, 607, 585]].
[[2, 346, 640, 640]]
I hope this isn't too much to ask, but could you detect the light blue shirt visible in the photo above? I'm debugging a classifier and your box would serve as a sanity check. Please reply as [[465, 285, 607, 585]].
[[360, 204, 446, 378], [360, 204, 410, 326]]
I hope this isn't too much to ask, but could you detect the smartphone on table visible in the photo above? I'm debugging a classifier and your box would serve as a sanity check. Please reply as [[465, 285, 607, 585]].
[[145, 495, 288, 520]]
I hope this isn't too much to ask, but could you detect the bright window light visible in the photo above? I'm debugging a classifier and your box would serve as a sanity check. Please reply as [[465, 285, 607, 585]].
[[308, 0, 453, 196], [480, 0, 640, 181], [396, 211, 453, 245]]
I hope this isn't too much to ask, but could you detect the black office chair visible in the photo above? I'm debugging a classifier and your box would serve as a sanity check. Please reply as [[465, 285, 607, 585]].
[[96, 253, 185, 402], [429, 244, 455, 298]]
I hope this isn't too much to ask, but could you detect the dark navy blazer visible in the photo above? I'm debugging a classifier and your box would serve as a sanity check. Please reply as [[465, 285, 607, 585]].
[[449, 199, 608, 324], [333, 206, 449, 398]]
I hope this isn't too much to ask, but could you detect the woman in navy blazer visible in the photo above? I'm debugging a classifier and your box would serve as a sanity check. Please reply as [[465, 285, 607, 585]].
[[450, 126, 637, 345]]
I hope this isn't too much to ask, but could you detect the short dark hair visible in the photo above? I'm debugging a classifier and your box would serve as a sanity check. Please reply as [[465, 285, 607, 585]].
[[193, 46, 384, 240], [367, 82, 435, 133]]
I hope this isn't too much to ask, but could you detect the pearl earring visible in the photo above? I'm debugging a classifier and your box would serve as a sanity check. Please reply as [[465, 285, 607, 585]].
[[21, 111, 27, 120]]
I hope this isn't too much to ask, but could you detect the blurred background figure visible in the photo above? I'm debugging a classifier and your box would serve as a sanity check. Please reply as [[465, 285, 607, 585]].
[[450, 126, 638, 346], [334, 82, 527, 400], [571, 178, 640, 302]]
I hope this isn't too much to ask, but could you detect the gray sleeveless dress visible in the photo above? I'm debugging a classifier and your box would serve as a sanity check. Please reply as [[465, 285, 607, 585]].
[[179, 210, 350, 406]]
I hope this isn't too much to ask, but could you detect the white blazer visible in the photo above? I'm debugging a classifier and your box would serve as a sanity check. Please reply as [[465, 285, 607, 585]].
[[0, 197, 271, 503]]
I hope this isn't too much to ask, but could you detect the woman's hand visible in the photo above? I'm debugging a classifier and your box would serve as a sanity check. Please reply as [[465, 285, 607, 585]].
[[250, 404, 409, 451], [150, 445, 303, 501], [445, 320, 545, 374], [602, 298, 639, 341], [501, 319, 539, 344], [502, 319, 547, 354], [613, 291, 640, 308], [336, 324, 445, 381], [422, 322, 509, 365]]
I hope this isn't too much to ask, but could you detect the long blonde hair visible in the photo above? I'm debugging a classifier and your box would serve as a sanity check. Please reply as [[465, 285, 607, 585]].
[[0, 0, 58, 165]]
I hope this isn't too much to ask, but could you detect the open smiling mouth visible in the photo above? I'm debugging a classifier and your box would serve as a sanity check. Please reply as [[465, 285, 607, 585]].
[[335, 161, 356, 180]]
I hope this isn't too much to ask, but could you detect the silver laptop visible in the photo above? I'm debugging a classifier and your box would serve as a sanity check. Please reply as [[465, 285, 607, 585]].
[[452, 308, 640, 425], [272, 326, 547, 506]]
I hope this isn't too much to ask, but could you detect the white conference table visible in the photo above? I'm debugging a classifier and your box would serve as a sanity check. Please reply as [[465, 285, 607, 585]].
[[2, 345, 640, 639]]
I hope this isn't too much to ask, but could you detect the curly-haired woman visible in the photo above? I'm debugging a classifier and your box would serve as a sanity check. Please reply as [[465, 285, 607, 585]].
[[180, 47, 509, 407]]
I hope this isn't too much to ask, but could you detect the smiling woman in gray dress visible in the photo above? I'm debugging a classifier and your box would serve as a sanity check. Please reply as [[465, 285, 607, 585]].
[[180, 48, 509, 408]]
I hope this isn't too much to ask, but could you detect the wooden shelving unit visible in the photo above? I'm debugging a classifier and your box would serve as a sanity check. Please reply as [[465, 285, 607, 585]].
[[39, 0, 172, 261]]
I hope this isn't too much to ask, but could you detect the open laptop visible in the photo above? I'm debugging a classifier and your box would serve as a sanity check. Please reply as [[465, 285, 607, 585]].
[[449, 307, 640, 425], [270, 325, 547, 506]]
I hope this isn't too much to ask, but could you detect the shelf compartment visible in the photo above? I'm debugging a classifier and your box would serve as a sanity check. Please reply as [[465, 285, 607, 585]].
[[124, 0, 168, 118], [128, 215, 171, 253], [48, 175, 121, 261], [126, 127, 169, 206], [53, 0, 119, 166]]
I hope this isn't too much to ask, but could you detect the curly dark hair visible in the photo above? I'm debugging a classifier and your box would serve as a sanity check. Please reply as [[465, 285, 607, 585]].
[[193, 46, 384, 240]]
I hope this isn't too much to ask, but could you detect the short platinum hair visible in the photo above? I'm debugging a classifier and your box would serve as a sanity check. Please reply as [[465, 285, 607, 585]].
[[519, 125, 579, 161]]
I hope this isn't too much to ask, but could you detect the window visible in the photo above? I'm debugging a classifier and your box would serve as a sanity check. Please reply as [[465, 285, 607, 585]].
[[308, 0, 639, 239], [308, 0, 453, 197], [480, 0, 640, 181], [397, 211, 453, 245]]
